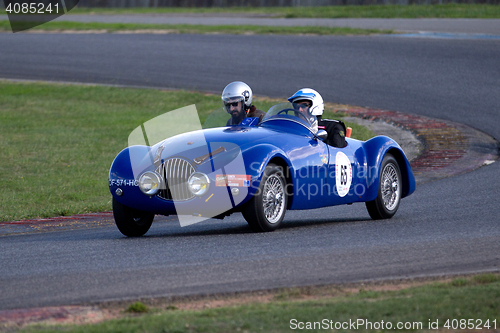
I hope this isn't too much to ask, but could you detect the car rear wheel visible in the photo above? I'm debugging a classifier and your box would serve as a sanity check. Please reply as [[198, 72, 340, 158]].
[[366, 154, 402, 220], [242, 163, 287, 232], [112, 198, 154, 237]]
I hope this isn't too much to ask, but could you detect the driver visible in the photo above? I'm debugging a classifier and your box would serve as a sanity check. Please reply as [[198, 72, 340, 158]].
[[287, 88, 322, 134], [288, 88, 347, 147], [222, 81, 265, 126]]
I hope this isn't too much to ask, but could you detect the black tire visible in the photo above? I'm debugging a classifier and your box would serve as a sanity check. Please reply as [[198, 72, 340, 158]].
[[242, 163, 288, 232], [366, 154, 402, 220], [112, 198, 154, 237]]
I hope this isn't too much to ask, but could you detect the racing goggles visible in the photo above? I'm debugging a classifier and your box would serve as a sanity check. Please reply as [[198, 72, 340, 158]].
[[292, 101, 312, 111]]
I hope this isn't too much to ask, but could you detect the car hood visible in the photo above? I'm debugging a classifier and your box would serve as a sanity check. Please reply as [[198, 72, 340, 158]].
[[149, 126, 281, 171]]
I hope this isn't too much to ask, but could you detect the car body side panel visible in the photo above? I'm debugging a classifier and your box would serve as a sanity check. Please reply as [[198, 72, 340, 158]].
[[323, 139, 369, 206], [265, 135, 329, 210], [205, 123, 332, 210]]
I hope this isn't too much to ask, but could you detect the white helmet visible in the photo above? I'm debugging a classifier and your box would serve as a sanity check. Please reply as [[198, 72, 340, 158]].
[[221, 81, 253, 109], [287, 88, 324, 116]]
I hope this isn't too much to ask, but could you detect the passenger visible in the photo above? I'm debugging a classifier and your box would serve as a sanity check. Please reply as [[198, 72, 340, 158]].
[[288, 88, 347, 148], [222, 81, 265, 126]]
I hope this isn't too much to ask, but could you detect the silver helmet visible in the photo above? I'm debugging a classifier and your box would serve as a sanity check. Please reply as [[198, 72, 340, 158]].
[[221, 81, 253, 108]]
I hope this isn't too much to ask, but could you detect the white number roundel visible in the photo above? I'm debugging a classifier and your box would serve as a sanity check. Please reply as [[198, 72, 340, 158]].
[[335, 151, 352, 197]]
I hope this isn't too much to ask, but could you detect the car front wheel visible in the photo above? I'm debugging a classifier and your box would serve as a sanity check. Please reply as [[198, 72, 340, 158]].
[[242, 163, 287, 232], [366, 154, 402, 220], [112, 198, 154, 237]]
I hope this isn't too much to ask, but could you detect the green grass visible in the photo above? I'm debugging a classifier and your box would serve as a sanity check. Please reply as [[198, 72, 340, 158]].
[[17, 273, 500, 332], [0, 20, 390, 34], [0, 81, 369, 222], [19, 3, 500, 18], [125, 302, 149, 313]]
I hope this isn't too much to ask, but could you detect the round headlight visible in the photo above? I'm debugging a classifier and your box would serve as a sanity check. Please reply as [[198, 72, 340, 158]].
[[138, 171, 162, 196], [188, 172, 210, 196]]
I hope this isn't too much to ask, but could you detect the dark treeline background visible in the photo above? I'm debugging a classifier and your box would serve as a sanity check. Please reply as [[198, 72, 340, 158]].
[[1, 0, 498, 12], [76, 0, 499, 6]]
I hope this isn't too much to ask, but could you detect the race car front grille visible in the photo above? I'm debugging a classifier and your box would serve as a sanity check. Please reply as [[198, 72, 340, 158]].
[[156, 158, 195, 201]]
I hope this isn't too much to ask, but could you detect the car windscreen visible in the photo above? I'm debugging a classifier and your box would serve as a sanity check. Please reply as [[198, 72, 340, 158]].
[[202, 107, 231, 129], [261, 102, 315, 130]]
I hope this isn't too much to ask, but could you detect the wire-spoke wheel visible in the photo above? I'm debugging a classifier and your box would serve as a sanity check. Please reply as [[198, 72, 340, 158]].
[[381, 162, 400, 211], [366, 154, 402, 220], [242, 163, 287, 232], [262, 174, 286, 224]]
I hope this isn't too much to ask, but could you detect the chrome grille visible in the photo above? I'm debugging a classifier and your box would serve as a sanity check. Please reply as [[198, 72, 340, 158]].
[[156, 158, 195, 201]]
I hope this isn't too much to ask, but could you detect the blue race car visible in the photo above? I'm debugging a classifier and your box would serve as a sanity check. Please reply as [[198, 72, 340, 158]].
[[109, 103, 415, 236]]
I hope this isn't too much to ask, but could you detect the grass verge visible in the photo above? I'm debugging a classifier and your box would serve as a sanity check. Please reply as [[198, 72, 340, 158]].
[[0, 81, 372, 222], [1, 4, 496, 18], [0, 20, 390, 34], [13, 273, 500, 332]]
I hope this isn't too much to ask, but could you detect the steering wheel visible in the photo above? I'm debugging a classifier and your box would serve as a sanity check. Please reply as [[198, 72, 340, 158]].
[[277, 108, 308, 122]]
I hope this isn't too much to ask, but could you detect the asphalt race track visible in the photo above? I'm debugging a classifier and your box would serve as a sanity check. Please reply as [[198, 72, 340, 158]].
[[0, 31, 499, 310]]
